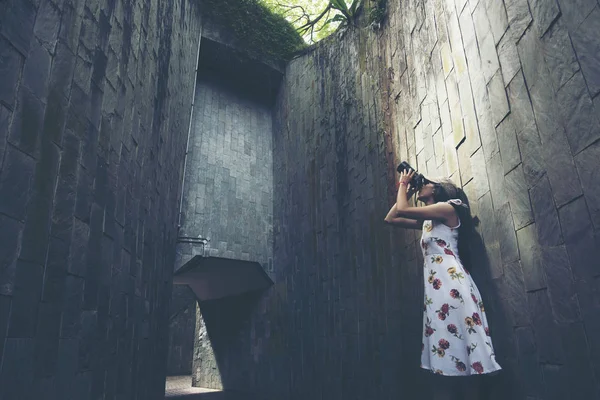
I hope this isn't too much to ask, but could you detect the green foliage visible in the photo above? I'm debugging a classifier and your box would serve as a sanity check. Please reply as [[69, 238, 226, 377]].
[[368, 0, 387, 27], [262, 0, 363, 43], [201, 0, 306, 61]]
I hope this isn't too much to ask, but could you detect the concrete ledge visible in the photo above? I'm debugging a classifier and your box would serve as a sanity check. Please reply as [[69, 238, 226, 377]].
[[173, 256, 273, 301]]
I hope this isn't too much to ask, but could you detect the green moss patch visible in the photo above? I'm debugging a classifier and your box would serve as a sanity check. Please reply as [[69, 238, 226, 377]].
[[201, 0, 306, 62]]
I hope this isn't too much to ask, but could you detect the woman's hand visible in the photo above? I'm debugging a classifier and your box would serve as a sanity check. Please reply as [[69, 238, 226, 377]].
[[399, 169, 415, 190]]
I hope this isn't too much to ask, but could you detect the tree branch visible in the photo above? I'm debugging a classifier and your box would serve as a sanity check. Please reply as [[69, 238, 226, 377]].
[[297, 3, 332, 34]]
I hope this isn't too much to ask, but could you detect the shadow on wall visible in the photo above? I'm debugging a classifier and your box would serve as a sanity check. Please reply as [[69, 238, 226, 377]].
[[193, 290, 267, 395], [465, 229, 519, 399], [167, 286, 198, 376]]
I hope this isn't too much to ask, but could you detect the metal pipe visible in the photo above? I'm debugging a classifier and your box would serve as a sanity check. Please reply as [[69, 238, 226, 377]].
[[177, 31, 203, 230]]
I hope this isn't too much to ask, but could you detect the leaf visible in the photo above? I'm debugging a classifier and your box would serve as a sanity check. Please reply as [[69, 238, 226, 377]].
[[323, 13, 347, 26], [349, 0, 360, 14], [330, 0, 348, 13]]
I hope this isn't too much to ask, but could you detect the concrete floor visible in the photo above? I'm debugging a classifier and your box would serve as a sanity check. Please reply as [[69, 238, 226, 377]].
[[165, 376, 262, 400]]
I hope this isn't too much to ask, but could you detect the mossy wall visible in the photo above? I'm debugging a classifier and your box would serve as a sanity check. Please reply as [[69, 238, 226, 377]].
[[199, 0, 306, 64]]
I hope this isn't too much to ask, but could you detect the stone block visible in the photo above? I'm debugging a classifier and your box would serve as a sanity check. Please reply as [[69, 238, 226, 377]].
[[19, 140, 60, 265], [497, 28, 521, 84], [530, 176, 562, 246], [541, 364, 570, 400], [557, 0, 598, 29], [8, 86, 46, 159], [505, 165, 533, 230], [479, 33, 500, 84], [7, 259, 43, 338], [74, 170, 92, 222], [0, 215, 23, 296], [483, 0, 509, 44], [495, 116, 521, 174], [0, 294, 9, 352], [58, 0, 85, 53], [529, 0, 561, 37], [560, 322, 597, 400], [488, 72, 509, 128], [478, 192, 503, 278], [91, 48, 108, 87], [486, 150, 508, 209], [503, 0, 533, 41], [570, 7, 600, 97], [34, 0, 61, 54], [529, 80, 583, 206], [42, 237, 68, 304], [516, 223, 547, 291], [565, 232, 600, 280], [0, 338, 34, 400], [48, 43, 76, 100], [518, 28, 547, 90], [496, 202, 520, 264], [506, 73, 543, 178], [543, 21, 580, 92], [469, 147, 489, 199], [34, 304, 61, 377], [474, 95, 500, 162], [543, 245, 580, 323], [43, 89, 69, 147], [72, 55, 93, 94], [558, 196, 593, 245], [515, 327, 543, 397], [503, 261, 530, 327], [456, 140, 473, 185], [443, 134, 459, 177], [557, 72, 600, 155], [0, 145, 36, 221], [60, 275, 83, 338], [472, 0, 492, 40], [575, 140, 600, 230], [22, 40, 52, 104], [0, 104, 10, 164], [0, 0, 37, 56], [51, 142, 79, 243], [527, 289, 565, 363], [0, 36, 25, 108]]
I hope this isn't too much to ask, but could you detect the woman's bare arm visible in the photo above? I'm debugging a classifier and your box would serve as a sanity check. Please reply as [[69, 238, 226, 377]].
[[395, 201, 455, 222], [384, 203, 422, 230]]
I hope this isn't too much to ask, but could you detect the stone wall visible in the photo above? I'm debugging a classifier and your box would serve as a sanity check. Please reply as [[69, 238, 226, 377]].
[[192, 0, 600, 398], [0, 0, 201, 398], [176, 66, 275, 271], [166, 286, 196, 376]]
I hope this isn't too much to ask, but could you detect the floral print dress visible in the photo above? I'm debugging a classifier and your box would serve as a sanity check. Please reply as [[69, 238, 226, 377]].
[[420, 200, 502, 376]]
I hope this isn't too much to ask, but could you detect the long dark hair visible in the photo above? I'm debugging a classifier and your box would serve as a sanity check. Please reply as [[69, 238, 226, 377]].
[[431, 180, 475, 271]]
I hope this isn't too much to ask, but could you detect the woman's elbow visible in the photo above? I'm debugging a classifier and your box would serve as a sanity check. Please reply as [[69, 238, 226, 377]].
[[394, 209, 409, 218]]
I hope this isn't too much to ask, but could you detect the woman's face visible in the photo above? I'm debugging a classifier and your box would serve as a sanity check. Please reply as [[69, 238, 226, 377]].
[[417, 183, 435, 202]]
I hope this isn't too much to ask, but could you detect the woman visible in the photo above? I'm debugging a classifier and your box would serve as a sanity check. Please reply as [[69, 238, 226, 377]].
[[385, 169, 501, 398]]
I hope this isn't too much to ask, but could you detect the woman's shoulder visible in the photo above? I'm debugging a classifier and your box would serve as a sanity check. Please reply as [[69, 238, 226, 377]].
[[446, 199, 468, 208]]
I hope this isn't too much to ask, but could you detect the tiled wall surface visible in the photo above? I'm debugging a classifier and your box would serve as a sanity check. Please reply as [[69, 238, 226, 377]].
[[177, 74, 274, 271], [0, 0, 201, 398]]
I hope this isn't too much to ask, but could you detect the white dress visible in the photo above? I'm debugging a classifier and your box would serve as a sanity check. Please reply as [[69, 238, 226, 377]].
[[420, 200, 502, 376]]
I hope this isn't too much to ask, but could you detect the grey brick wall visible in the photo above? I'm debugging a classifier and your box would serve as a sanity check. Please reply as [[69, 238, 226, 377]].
[[191, 0, 600, 399], [166, 286, 196, 376], [0, 0, 201, 398], [176, 70, 274, 270]]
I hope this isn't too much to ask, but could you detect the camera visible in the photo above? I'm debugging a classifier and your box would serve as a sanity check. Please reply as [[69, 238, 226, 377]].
[[396, 161, 429, 191]]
